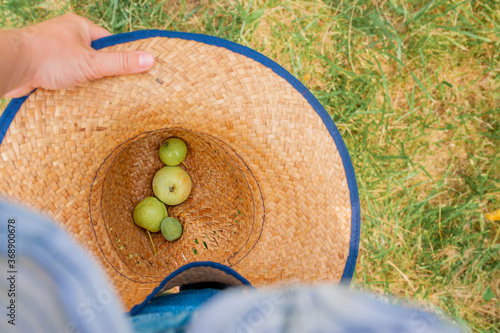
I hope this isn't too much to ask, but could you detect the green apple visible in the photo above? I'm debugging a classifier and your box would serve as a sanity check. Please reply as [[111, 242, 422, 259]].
[[159, 138, 187, 166], [132, 197, 168, 232], [152, 166, 192, 205], [160, 217, 183, 241]]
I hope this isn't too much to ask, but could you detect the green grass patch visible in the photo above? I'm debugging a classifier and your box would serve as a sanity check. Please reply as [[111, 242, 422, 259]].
[[1, 0, 498, 331]]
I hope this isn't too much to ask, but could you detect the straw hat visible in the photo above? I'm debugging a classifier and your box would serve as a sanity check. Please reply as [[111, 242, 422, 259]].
[[0, 30, 360, 311]]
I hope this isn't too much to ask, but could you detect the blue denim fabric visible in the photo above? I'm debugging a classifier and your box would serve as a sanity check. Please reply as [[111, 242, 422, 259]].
[[129, 289, 220, 333]]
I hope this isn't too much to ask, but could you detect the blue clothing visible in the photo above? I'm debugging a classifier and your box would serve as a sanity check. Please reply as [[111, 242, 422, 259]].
[[0, 201, 465, 333], [187, 286, 463, 333], [0, 200, 133, 333], [131, 289, 221, 333]]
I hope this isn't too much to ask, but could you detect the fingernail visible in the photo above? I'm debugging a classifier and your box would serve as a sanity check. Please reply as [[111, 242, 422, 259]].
[[138, 52, 155, 68]]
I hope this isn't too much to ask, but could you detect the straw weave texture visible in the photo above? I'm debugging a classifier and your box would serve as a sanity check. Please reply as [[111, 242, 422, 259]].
[[0, 36, 352, 310]]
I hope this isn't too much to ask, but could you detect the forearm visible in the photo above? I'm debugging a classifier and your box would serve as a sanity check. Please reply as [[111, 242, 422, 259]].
[[0, 28, 36, 98]]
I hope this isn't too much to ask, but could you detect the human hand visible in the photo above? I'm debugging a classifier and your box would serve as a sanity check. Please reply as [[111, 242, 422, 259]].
[[2, 13, 155, 98]]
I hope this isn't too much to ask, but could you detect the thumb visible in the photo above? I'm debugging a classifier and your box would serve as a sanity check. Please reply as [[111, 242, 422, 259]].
[[3, 85, 35, 99], [89, 50, 155, 79]]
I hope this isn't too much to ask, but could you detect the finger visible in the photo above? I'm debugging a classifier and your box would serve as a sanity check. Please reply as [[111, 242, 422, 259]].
[[88, 23, 112, 41], [89, 50, 155, 79], [90, 24, 112, 41], [83, 18, 112, 41], [75, 14, 112, 41], [4, 85, 35, 99]]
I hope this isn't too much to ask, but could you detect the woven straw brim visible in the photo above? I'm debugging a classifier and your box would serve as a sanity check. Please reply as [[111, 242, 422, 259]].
[[0, 32, 359, 311]]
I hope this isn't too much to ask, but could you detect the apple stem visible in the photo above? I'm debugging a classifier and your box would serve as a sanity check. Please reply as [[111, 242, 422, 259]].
[[182, 161, 189, 170], [147, 230, 157, 256]]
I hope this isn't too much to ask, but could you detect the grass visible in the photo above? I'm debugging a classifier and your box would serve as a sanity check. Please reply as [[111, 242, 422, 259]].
[[1, 0, 498, 331]]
